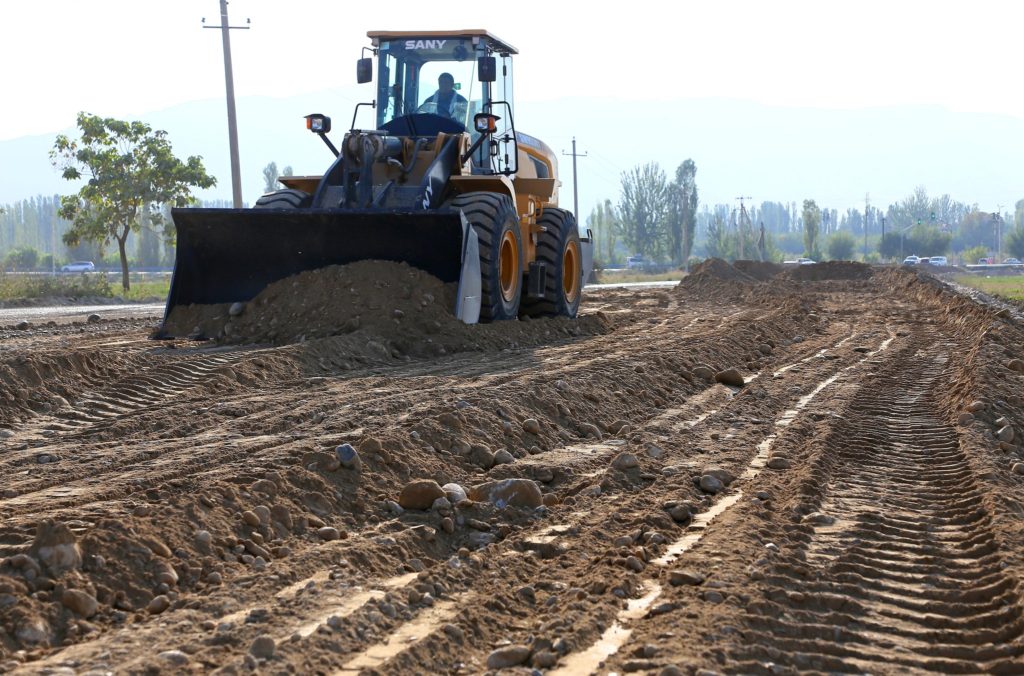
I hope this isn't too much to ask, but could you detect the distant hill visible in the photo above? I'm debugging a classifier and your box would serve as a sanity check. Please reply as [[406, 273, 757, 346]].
[[3, 92, 1022, 216]]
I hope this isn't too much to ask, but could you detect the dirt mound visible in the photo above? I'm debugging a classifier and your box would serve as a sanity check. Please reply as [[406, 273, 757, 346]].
[[781, 260, 874, 282], [731, 259, 784, 281], [674, 258, 756, 301]]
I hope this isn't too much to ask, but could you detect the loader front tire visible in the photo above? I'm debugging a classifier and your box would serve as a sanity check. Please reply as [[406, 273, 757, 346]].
[[447, 192, 523, 322], [253, 189, 312, 209], [520, 207, 583, 318]]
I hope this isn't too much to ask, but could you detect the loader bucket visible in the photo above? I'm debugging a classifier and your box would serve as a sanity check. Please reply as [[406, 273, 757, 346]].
[[157, 207, 481, 338]]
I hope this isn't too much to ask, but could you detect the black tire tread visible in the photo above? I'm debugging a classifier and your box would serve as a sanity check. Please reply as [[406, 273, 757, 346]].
[[254, 189, 311, 209], [521, 207, 582, 318]]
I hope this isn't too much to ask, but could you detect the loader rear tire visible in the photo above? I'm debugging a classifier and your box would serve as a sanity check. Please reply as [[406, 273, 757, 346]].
[[254, 189, 312, 209], [446, 192, 523, 322], [520, 207, 583, 318]]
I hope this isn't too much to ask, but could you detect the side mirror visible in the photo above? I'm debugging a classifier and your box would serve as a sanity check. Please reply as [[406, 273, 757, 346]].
[[305, 114, 332, 134], [478, 56, 496, 83], [357, 57, 373, 84], [473, 113, 499, 134]]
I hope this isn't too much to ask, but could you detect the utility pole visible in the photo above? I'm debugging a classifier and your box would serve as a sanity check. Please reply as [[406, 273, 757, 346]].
[[736, 196, 751, 259], [204, 1, 250, 208], [561, 138, 587, 220], [864, 193, 870, 261], [880, 216, 886, 263], [996, 204, 1005, 262]]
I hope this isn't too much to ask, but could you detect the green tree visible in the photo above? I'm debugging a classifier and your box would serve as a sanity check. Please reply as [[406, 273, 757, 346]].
[[4, 246, 40, 271], [262, 161, 280, 194], [961, 245, 988, 265], [826, 230, 856, 260], [619, 163, 668, 259], [802, 199, 821, 259], [1006, 227, 1024, 260], [587, 199, 621, 266], [673, 160, 698, 266], [51, 113, 215, 290]]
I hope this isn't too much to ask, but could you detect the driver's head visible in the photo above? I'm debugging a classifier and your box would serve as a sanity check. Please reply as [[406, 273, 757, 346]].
[[438, 72, 455, 94]]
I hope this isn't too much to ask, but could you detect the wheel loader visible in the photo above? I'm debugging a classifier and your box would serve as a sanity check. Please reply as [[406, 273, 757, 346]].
[[157, 29, 593, 337]]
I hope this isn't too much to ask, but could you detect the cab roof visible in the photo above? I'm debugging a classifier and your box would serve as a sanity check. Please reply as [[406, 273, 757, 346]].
[[367, 30, 518, 55]]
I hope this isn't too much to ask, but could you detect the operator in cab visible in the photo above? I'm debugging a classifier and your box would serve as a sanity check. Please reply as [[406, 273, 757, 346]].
[[423, 72, 468, 122]]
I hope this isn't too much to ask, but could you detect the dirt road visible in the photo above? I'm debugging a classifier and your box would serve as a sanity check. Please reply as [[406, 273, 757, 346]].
[[1, 261, 1023, 674]]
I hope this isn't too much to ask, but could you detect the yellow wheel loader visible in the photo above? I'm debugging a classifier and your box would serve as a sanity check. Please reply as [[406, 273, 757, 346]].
[[158, 29, 592, 337]]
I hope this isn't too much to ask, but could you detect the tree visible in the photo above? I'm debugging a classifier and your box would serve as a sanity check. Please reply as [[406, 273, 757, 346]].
[[961, 245, 988, 265], [826, 231, 856, 261], [1006, 227, 1024, 260], [618, 163, 668, 259], [51, 113, 215, 290], [262, 162, 280, 194], [587, 199, 621, 266], [675, 160, 698, 266], [802, 199, 821, 259], [4, 246, 40, 271]]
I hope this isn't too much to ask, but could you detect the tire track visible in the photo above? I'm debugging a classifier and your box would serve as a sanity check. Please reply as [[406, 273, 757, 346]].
[[729, 342, 1024, 673]]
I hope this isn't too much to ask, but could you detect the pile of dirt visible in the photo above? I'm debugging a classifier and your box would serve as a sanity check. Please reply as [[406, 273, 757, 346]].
[[731, 259, 784, 281], [675, 258, 756, 300], [781, 260, 874, 282]]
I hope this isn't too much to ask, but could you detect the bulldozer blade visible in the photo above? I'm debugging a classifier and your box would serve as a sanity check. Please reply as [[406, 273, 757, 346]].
[[157, 208, 481, 337]]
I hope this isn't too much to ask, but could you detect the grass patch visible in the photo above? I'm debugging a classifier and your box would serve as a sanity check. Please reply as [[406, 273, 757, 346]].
[[595, 268, 686, 284], [0, 273, 170, 302], [954, 274, 1024, 300]]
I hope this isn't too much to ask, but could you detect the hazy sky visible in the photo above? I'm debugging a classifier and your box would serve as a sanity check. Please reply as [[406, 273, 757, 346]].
[[3, 0, 1022, 213]]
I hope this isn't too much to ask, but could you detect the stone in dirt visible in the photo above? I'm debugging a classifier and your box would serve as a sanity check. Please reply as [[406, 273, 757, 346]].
[[492, 449, 515, 465], [28, 519, 81, 574], [699, 474, 724, 494], [335, 443, 361, 470], [61, 589, 99, 618], [611, 452, 640, 471], [1007, 359, 1024, 373], [579, 422, 603, 440], [767, 457, 792, 470], [398, 479, 446, 510], [692, 365, 716, 380], [250, 635, 276, 659], [958, 413, 975, 426], [998, 426, 1015, 443], [668, 504, 691, 523], [147, 595, 171, 614], [468, 479, 543, 509], [702, 467, 735, 485], [442, 483, 468, 504], [670, 569, 705, 586], [714, 369, 745, 387], [1011, 463, 1024, 475], [523, 418, 542, 435], [317, 527, 341, 541], [487, 645, 532, 669], [966, 400, 987, 413], [157, 650, 190, 665]]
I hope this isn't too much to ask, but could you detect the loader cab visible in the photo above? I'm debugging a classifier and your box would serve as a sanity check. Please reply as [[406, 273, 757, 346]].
[[365, 30, 517, 175]]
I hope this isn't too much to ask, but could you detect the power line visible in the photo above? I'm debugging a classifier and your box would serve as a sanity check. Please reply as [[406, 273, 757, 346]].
[[561, 138, 588, 220]]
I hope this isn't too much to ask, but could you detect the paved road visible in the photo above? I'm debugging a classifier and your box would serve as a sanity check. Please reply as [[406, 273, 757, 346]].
[[0, 303, 166, 325]]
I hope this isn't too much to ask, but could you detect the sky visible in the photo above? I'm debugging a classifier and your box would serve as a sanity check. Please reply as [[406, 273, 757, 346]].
[[3, 0, 1023, 212]]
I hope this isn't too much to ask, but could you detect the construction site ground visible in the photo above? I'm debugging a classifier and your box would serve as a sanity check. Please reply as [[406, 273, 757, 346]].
[[2, 260, 1024, 675]]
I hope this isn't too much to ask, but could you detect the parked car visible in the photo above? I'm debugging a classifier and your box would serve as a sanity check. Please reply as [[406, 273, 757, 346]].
[[902, 255, 920, 265], [928, 256, 948, 266], [978, 257, 995, 264], [783, 257, 816, 265], [61, 261, 96, 272], [625, 255, 649, 270], [1004, 258, 1022, 265], [918, 257, 931, 265]]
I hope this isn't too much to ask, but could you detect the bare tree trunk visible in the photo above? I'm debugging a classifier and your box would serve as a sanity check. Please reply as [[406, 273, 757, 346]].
[[117, 233, 130, 292]]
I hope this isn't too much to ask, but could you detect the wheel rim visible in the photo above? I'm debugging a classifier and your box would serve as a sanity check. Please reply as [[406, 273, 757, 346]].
[[562, 239, 581, 303], [499, 230, 519, 303]]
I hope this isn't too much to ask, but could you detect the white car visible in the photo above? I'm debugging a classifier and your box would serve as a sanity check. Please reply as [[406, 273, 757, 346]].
[[61, 261, 95, 272], [928, 256, 948, 266], [625, 255, 649, 270], [902, 255, 920, 265]]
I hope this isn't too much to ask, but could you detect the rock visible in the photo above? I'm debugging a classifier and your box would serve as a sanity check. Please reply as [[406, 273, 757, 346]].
[[692, 365, 716, 380], [703, 590, 725, 603], [668, 504, 691, 523], [431, 496, 452, 511], [542, 493, 559, 507], [207, 571, 223, 585], [28, 520, 81, 574], [61, 589, 98, 618], [533, 467, 555, 483], [625, 555, 645, 572], [147, 595, 171, 614], [486, 645, 532, 669], [468, 479, 543, 509], [999, 442, 1018, 453], [767, 457, 792, 470], [523, 418, 542, 435], [757, 343, 773, 355], [533, 650, 559, 668], [398, 480, 446, 510], [441, 517, 455, 533], [251, 479, 277, 497], [270, 505, 293, 531], [966, 400, 988, 413], [36, 453, 60, 464], [492, 449, 515, 465], [195, 530, 212, 547], [335, 443, 361, 470], [157, 650, 190, 665], [1012, 463, 1024, 475], [229, 302, 246, 317], [317, 527, 341, 541], [469, 444, 495, 470], [1008, 359, 1024, 373], [670, 569, 705, 586], [611, 452, 640, 471], [646, 444, 664, 459], [699, 474, 724, 494], [86, 313, 101, 324], [606, 419, 629, 434], [250, 635, 276, 659], [253, 505, 272, 525], [441, 483, 468, 504], [14, 321, 30, 331], [241, 510, 261, 527], [792, 335, 805, 343], [714, 369, 745, 387], [580, 422, 603, 440], [958, 412, 975, 426], [998, 426, 1015, 443], [801, 512, 835, 526], [702, 467, 735, 485]]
